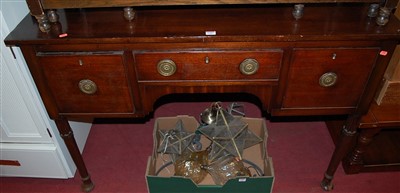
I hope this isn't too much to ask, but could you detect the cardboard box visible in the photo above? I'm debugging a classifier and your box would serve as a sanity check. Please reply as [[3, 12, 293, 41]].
[[146, 115, 274, 193]]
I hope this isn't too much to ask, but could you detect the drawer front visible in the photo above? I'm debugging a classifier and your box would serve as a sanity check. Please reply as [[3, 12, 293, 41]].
[[283, 48, 379, 109], [38, 52, 134, 114], [0, 144, 68, 178], [134, 50, 282, 81]]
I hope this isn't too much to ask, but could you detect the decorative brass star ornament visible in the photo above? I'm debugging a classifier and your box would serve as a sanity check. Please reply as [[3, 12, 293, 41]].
[[198, 106, 263, 163], [157, 119, 195, 158]]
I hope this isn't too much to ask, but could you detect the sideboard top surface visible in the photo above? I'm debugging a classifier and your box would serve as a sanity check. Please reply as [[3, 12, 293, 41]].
[[5, 4, 400, 45], [39, 0, 381, 9]]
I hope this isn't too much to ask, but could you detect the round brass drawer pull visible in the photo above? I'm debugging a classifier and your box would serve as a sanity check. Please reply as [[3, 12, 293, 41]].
[[157, 59, 176, 77], [240, 58, 259, 75], [78, 79, 97, 94], [319, 72, 338, 87]]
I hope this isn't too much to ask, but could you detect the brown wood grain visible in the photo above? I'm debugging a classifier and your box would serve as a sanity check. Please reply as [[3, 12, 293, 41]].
[[6, 4, 400, 46], [283, 48, 379, 109], [135, 50, 282, 81], [4, 3, 400, 191], [37, 52, 134, 114], [40, 0, 381, 9]]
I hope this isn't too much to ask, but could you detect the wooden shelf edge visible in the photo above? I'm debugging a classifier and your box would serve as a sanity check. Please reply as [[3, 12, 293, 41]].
[[41, 0, 382, 9]]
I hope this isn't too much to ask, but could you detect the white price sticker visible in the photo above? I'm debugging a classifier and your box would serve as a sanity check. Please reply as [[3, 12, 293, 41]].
[[205, 31, 217, 36]]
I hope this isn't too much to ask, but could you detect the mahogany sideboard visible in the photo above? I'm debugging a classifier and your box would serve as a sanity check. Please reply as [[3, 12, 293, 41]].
[[328, 43, 400, 174], [327, 100, 400, 174], [5, 2, 400, 192]]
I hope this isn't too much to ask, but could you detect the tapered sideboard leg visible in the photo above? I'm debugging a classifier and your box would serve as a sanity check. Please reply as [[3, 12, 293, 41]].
[[55, 118, 95, 192], [321, 115, 360, 191]]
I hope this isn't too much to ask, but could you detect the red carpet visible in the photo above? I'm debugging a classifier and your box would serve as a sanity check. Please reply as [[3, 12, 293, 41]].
[[1, 102, 399, 193]]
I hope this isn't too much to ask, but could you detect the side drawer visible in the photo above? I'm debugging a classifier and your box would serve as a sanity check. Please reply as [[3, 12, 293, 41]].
[[37, 51, 134, 114], [283, 48, 379, 109], [134, 50, 282, 81]]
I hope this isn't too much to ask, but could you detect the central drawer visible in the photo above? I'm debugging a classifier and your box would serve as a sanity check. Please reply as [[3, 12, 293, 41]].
[[134, 50, 282, 81]]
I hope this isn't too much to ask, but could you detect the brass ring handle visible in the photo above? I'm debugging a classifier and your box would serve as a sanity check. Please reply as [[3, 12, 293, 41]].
[[240, 58, 259, 75], [157, 59, 176, 77], [78, 79, 97, 94], [319, 72, 338, 87]]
